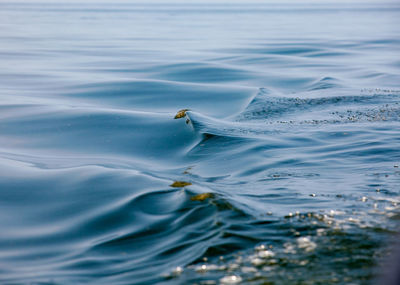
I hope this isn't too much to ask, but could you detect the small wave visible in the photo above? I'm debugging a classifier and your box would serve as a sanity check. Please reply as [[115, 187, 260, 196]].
[[67, 79, 255, 118], [306, 76, 343, 91], [185, 111, 276, 139], [153, 62, 255, 83], [81, 187, 256, 283], [237, 87, 400, 122], [0, 106, 200, 166], [174, 87, 400, 141]]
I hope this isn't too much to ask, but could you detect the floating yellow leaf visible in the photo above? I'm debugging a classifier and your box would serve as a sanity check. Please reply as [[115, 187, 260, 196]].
[[174, 109, 190, 119], [170, 181, 192, 188], [190, 192, 214, 202]]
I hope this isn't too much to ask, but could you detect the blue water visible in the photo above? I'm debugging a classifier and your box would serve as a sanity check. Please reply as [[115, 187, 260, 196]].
[[1, 1, 400, 284]]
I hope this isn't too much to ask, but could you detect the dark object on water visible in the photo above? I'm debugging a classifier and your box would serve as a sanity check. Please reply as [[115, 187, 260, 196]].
[[190, 193, 214, 202], [174, 109, 190, 119], [170, 181, 192, 188]]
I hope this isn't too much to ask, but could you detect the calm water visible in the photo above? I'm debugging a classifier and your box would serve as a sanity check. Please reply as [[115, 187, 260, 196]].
[[1, 1, 400, 284]]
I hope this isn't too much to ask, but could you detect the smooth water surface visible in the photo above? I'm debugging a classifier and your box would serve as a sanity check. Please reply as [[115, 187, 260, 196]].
[[0, 1, 400, 284]]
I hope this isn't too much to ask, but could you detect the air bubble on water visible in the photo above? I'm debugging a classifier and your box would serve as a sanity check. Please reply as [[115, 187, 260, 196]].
[[251, 257, 265, 266], [258, 250, 275, 258], [219, 275, 242, 284], [299, 260, 309, 266], [284, 242, 296, 254], [228, 263, 240, 271], [255, 244, 266, 251], [297, 237, 317, 252], [348, 217, 360, 224], [195, 264, 208, 273], [172, 266, 183, 276], [268, 259, 278, 265], [241, 266, 257, 273]]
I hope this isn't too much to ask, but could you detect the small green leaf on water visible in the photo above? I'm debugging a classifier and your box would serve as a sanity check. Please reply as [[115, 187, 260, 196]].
[[170, 181, 192, 188], [190, 192, 214, 202], [174, 109, 190, 119]]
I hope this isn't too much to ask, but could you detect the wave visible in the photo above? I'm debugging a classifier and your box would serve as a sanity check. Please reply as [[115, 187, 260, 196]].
[[172, 88, 400, 141], [238, 87, 400, 121], [66, 79, 256, 118]]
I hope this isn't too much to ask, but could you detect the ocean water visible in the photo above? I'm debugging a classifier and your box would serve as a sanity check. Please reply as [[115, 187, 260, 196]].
[[1, 1, 400, 284]]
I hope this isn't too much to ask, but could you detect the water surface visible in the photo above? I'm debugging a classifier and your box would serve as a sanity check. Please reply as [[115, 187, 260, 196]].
[[0, 1, 400, 284]]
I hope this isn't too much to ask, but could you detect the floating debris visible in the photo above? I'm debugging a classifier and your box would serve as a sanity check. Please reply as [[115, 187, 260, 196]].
[[190, 192, 214, 202], [174, 109, 190, 119], [170, 181, 192, 188]]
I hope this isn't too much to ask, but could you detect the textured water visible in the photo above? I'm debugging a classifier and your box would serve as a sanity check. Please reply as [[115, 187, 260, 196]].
[[1, 1, 400, 284]]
